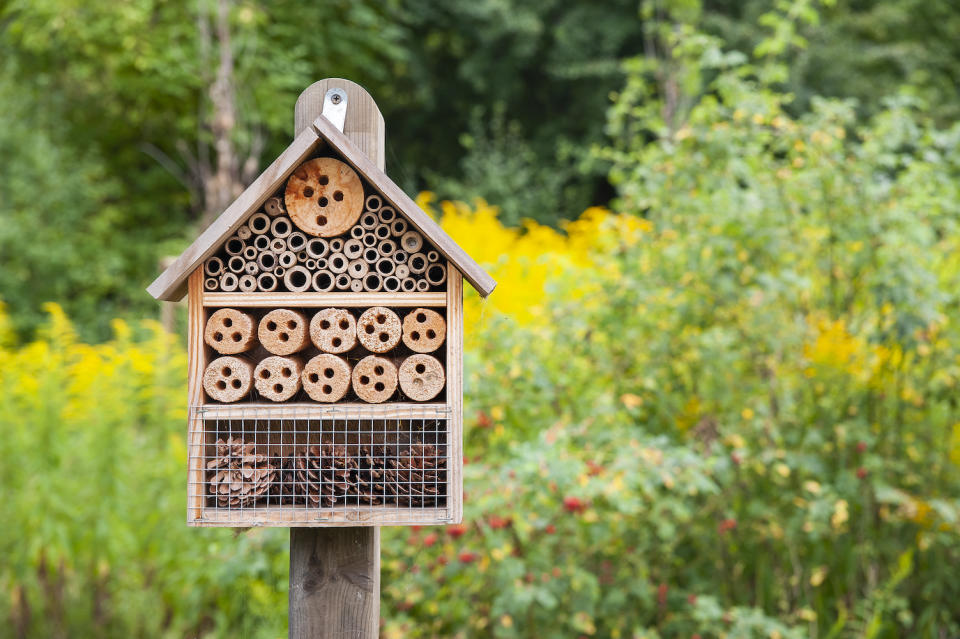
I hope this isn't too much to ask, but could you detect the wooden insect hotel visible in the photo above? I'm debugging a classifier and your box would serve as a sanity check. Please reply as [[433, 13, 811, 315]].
[[148, 80, 495, 527]]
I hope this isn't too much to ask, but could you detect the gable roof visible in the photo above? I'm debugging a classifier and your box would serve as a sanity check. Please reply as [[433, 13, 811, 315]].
[[147, 114, 497, 301]]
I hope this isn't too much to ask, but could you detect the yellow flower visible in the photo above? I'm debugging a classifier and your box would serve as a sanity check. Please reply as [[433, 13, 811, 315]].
[[810, 566, 828, 587]]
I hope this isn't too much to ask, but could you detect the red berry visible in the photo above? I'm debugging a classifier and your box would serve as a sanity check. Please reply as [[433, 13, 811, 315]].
[[447, 524, 468, 538], [687, 594, 697, 605], [731, 452, 742, 466], [563, 496, 587, 513], [458, 551, 478, 563], [718, 518, 737, 534], [488, 515, 511, 529], [437, 556, 448, 566], [423, 533, 438, 547], [476, 411, 492, 429], [545, 524, 556, 534], [657, 583, 668, 607], [856, 441, 867, 453], [856, 467, 868, 479]]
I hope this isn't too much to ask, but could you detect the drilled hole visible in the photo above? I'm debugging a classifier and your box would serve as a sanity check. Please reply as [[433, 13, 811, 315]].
[[318, 197, 328, 207], [322, 385, 332, 394], [374, 382, 385, 392], [320, 320, 330, 330], [376, 314, 385, 324], [338, 319, 349, 330], [232, 379, 241, 389], [222, 367, 232, 376], [267, 321, 277, 331], [216, 381, 227, 390], [214, 332, 223, 342], [261, 370, 271, 378], [374, 365, 384, 375], [309, 373, 319, 383], [318, 175, 329, 185], [273, 384, 283, 393], [332, 337, 342, 347], [411, 331, 420, 341], [232, 333, 241, 342], [379, 333, 389, 342], [365, 325, 375, 334], [426, 329, 436, 339], [287, 320, 297, 329], [279, 333, 289, 342], [416, 313, 426, 323], [333, 191, 343, 201], [223, 317, 233, 327], [280, 368, 290, 378], [303, 187, 314, 197], [360, 375, 370, 385], [324, 368, 335, 379], [415, 363, 426, 374]]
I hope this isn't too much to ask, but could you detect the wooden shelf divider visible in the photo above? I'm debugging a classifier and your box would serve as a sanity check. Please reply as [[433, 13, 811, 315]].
[[203, 291, 446, 308], [196, 402, 450, 421]]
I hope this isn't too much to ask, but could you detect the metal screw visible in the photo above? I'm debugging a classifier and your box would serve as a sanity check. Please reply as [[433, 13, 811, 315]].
[[331, 93, 342, 104]]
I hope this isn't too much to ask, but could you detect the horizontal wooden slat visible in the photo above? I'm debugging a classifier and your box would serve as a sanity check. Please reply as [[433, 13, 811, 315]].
[[189, 506, 453, 527], [202, 291, 446, 308], [196, 402, 449, 420]]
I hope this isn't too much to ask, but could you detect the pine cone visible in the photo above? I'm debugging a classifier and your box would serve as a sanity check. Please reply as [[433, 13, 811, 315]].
[[382, 441, 446, 507], [290, 444, 361, 507], [206, 437, 277, 507]]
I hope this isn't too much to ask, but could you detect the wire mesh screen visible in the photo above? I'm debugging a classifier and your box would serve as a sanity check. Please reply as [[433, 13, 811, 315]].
[[188, 404, 452, 525]]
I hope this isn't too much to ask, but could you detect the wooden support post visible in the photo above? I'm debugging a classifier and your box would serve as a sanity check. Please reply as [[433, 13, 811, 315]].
[[288, 78, 386, 639]]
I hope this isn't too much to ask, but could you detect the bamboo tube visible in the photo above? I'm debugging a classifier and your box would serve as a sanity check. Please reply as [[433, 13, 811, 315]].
[[365, 194, 382, 212], [305, 259, 317, 270], [205, 308, 257, 354], [363, 273, 383, 292], [312, 270, 335, 292], [401, 277, 417, 292], [278, 251, 298, 269], [205, 277, 219, 290], [224, 236, 245, 256], [254, 356, 303, 402], [426, 250, 440, 263], [328, 252, 348, 274], [391, 219, 408, 237], [400, 230, 423, 253], [363, 247, 379, 264], [275, 267, 286, 278], [316, 257, 328, 270], [236, 225, 252, 240], [258, 309, 309, 355], [242, 246, 257, 261], [248, 212, 271, 235], [377, 206, 396, 223], [283, 265, 312, 293], [264, 196, 285, 217], [310, 308, 357, 353], [350, 279, 364, 293], [228, 255, 246, 273], [361, 232, 377, 248], [306, 238, 329, 259], [393, 250, 408, 264], [378, 239, 396, 258], [416, 279, 429, 292], [220, 272, 239, 291], [375, 258, 395, 276], [297, 251, 308, 263], [399, 354, 445, 401], [329, 238, 344, 253], [344, 239, 364, 260], [335, 274, 351, 290], [253, 235, 271, 251], [374, 225, 391, 240], [395, 264, 410, 279], [382, 275, 401, 292], [357, 307, 401, 353], [257, 272, 278, 292], [350, 225, 365, 240], [352, 355, 398, 404], [287, 231, 307, 253], [204, 256, 224, 277], [203, 356, 253, 403], [302, 354, 352, 402], [348, 259, 369, 279], [244, 262, 260, 276], [257, 251, 277, 272], [270, 237, 288, 254], [402, 308, 446, 353], [425, 263, 447, 286], [359, 211, 378, 230], [284, 157, 364, 237], [408, 252, 428, 275], [238, 274, 257, 292], [271, 216, 293, 238]]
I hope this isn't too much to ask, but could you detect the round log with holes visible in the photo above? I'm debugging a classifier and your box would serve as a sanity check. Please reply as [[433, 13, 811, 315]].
[[258, 309, 309, 355], [284, 157, 364, 237], [254, 356, 303, 402], [398, 354, 445, 401], [402, 308, 446, 353], [352, 355, 398, 403], [205, 308, 256, 354], [302, 354, 352, 402], [203, 356, 253, 403], [310, 308, 357, 353], [356, 307, 401, 353]]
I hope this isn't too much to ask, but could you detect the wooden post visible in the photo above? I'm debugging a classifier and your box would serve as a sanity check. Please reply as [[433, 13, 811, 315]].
[[288, 78, 385, 639]]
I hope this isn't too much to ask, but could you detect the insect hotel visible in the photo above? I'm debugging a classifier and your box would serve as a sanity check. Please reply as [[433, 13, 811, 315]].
[[148, 82, 495, 528]]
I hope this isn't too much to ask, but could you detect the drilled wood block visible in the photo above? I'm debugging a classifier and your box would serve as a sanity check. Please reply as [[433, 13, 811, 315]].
[[401, 308, 446, 353], [357, 307, 401, 353], [285, 157, 364, 237], [399, 354, 445, 401], [302, 354, 352, 402], [352, 355, 397, 404], [259, 309, 309, 355], [254, 355, 303, 402], [309, 308, 357, 353], [203, 356, 253, 403]]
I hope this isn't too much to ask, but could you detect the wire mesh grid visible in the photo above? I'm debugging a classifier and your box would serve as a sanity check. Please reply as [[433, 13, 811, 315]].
[[188, 404, 452, 526]]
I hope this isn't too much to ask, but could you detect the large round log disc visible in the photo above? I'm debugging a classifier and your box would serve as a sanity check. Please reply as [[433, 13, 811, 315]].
[[284, 157, 364, 237]]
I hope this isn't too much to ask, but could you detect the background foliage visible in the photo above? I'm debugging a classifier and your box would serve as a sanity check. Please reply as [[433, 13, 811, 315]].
[[2, 0, 960, 637]]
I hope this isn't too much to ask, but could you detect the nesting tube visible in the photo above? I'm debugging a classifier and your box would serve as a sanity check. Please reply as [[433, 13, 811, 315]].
[[287, 231, 307, 253], [408, 252, 428, 275], [425, 263, 447, 286], [316, 257, 328, 270], [238, 274, 257, 292], [395, 264, 410, 279], [401, 277, 417, 292], [363, 247, 379, 263], [242, 246, 257, 261], [257, 251, 277, 272], [302, 354, 352, 402], [264, 196, 285, 217], [310, 308, 357, 353], [357, 307, 402, 353], [426, 250, 440, 263], [363, 273, 382, 292], [203, 356, 253, 403], [306, 238, 329, 259], [205, 256, 224, 277], [350, 279, 364, 293], [270, 237, 287, 254], [374, 225, 391, 240], [375, 258, 395, 276], [393, 250, 408, 264], [258, 309, 309, 355], [219, 272, 239, 291], [416, 279, 429, 292], [244, 261, 259, 276], [362, 232, 378, 248], [305, 258, 317, 270], [228, 255, 246, 273], [271, 216, 293, 238], [205, 277, 219, 290], [328, 253, 348, 274], [248, 212, 271, 235], [205, 308, 256, 354], [378, 240, 396, 258], [344, 239, 363, 260], [297, 251, 308, 264], [399, 354, 445, 401], [275, 267, 286, 278], [400, 230, 423, 253], [350, 226, 365, 240], [224, 236, 245, 256], [378, 206, 395, 223], [254, 356, 302, 402], [278, 251, 298, 269], [312, 270, 335, 292], [348, 259, 369, 279], [283, 266, 312, 293], [365, 194, 382, 212], [383, 275, 401, 292], [253, 235, 271, 251], [257, 272, 278, 292], [359, 211, 378, 230], [402, 308, 446, 353], [352, 355, 398, 404], [391, 219, 408, 237], [236, 225, 252, 240], [335, 274, 351, 290], [329, 238, 344, 253]]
